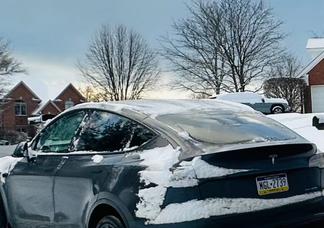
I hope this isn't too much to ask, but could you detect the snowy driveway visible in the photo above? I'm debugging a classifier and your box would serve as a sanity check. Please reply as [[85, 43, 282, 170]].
[[269, 113, 324, 152]]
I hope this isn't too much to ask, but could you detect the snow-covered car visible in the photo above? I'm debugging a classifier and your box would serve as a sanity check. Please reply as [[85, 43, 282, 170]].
[[1, 99, 324, 227], [213, 92, 291, 114], [0, 140, 9, 146]]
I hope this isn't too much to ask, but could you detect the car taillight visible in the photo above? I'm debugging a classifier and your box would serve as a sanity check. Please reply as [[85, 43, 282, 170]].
[[309, 153, 324, 168]]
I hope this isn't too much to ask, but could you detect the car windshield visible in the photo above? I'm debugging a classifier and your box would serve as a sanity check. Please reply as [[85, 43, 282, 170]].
[[157, 111, 298, 147]]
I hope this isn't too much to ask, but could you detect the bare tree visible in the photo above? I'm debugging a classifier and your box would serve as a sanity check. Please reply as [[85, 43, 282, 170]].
[[79, 25, 160, 101], [0, 38, 24, 95], [263, 55, 305, 112], [78, 85, 106, 102], [162, 0, 284, 95], [161, 1, 228, 97]]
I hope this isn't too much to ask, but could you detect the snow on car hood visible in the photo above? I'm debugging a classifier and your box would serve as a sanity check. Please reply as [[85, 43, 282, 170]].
[[0, 156, 23, 183]]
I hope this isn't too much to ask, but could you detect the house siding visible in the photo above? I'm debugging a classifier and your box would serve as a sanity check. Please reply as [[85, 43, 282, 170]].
[[0, 82, 41, 133], [0, 82, 85, 138], [41, 102, 61, 116], [54, 84, 85, 111], [304, 59, 324, 113], [309, 59, 324, 85]]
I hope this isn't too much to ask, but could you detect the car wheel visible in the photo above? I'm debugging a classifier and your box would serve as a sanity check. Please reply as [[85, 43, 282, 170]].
[[271, 105, 283, 114], [95, 215, 124, 228]]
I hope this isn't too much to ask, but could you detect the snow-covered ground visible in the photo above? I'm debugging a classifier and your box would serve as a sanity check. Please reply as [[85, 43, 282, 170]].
[[269, 113, 324, 152], [0, 145, 17, 157]]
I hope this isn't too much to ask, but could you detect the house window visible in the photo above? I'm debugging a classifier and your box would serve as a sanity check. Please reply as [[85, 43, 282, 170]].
[[16, 127, 27, 133], [15, 101, 27, 116], [65, 100, 74, 110]]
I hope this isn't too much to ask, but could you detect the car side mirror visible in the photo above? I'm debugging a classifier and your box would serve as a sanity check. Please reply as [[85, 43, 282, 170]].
[[261, 98, 265, 103], [12, 141, 28, 158], [13, 141, 36, 162]]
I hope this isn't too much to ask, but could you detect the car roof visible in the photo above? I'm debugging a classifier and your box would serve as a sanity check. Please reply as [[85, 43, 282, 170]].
[[68, 99, 256, 119]]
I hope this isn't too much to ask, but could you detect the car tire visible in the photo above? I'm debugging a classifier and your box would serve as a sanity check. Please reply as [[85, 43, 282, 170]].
[[271, 105, 284, 114], [95, 215, 124, 228]]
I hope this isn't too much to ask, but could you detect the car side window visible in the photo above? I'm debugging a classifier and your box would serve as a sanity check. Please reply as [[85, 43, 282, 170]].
[[73, 110, 156, 152], [36, 111, 85, 153]]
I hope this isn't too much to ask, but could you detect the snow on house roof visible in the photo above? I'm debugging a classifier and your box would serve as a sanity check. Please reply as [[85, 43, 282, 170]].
[[4, 81, 41, 101], [68, 99, 256, 119], [54, 83, 85, 101], [306, 38, 324, 50], [32, 100, 61, 115], [297, 38, 324, 82], [297, 50, 324, 82]]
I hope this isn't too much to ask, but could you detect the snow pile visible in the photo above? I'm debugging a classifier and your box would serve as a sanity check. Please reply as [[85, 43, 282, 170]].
[[269, 113, 324, 152], [151, 191, 322, 224], [0, 156, 22, 182]]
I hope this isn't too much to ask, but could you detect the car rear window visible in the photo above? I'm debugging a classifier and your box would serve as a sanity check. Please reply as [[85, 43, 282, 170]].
[[157, 111, 298, 146]]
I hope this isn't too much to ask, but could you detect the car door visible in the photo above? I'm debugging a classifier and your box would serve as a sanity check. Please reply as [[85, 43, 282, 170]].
[[4, 110, 86, 228], [53, 110, 156, 228]]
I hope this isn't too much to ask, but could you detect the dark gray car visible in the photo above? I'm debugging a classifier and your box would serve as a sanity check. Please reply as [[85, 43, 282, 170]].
[[0, 99, 323, 228]]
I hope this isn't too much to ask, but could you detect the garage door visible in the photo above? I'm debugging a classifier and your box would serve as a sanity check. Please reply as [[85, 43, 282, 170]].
[[311, 85, 324, 112]]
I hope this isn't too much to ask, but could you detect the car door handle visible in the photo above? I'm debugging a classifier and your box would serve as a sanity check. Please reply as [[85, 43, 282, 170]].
[[57, 156, 69, 170]]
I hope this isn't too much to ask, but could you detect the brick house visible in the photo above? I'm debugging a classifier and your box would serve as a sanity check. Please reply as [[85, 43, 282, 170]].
[[0, 81, 41, 135], [299, 38, 324, 113], [32, 84, 85, 117], [0, 81, 85, 137], [53, 83, 85, 111], [31, 100, 61, 121]]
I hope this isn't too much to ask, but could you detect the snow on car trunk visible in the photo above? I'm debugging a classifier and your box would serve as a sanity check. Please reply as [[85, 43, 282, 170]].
[[135, 145, 251, 224], [269, 113, 324, 152], [135, 142, 321, 225]]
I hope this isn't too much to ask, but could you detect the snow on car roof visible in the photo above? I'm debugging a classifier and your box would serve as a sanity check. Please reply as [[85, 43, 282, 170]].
[[69, 99, 256, 119]]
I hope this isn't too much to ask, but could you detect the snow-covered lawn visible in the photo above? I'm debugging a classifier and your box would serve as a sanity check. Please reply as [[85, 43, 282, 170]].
[[269, 113, 324, 152]]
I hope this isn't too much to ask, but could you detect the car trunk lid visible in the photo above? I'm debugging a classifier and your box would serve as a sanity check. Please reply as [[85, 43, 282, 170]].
[[174, 143, 320, 200]]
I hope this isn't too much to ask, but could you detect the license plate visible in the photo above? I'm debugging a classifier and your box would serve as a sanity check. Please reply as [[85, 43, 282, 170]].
[[256, 173, 289, 196]]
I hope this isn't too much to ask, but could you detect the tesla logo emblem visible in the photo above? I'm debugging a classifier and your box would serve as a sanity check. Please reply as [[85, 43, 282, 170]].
[[269, 154, 278, 165]]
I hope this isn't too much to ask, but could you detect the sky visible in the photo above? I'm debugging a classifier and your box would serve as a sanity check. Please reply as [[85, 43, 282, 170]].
[[1, 0, 324, 101]]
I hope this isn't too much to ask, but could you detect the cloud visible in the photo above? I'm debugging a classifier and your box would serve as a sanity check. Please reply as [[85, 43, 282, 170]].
[[11, 54, 84, 101]]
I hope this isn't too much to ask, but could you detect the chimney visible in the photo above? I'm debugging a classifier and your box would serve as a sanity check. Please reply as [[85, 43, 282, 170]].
[[306, 38, 324, 59]]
